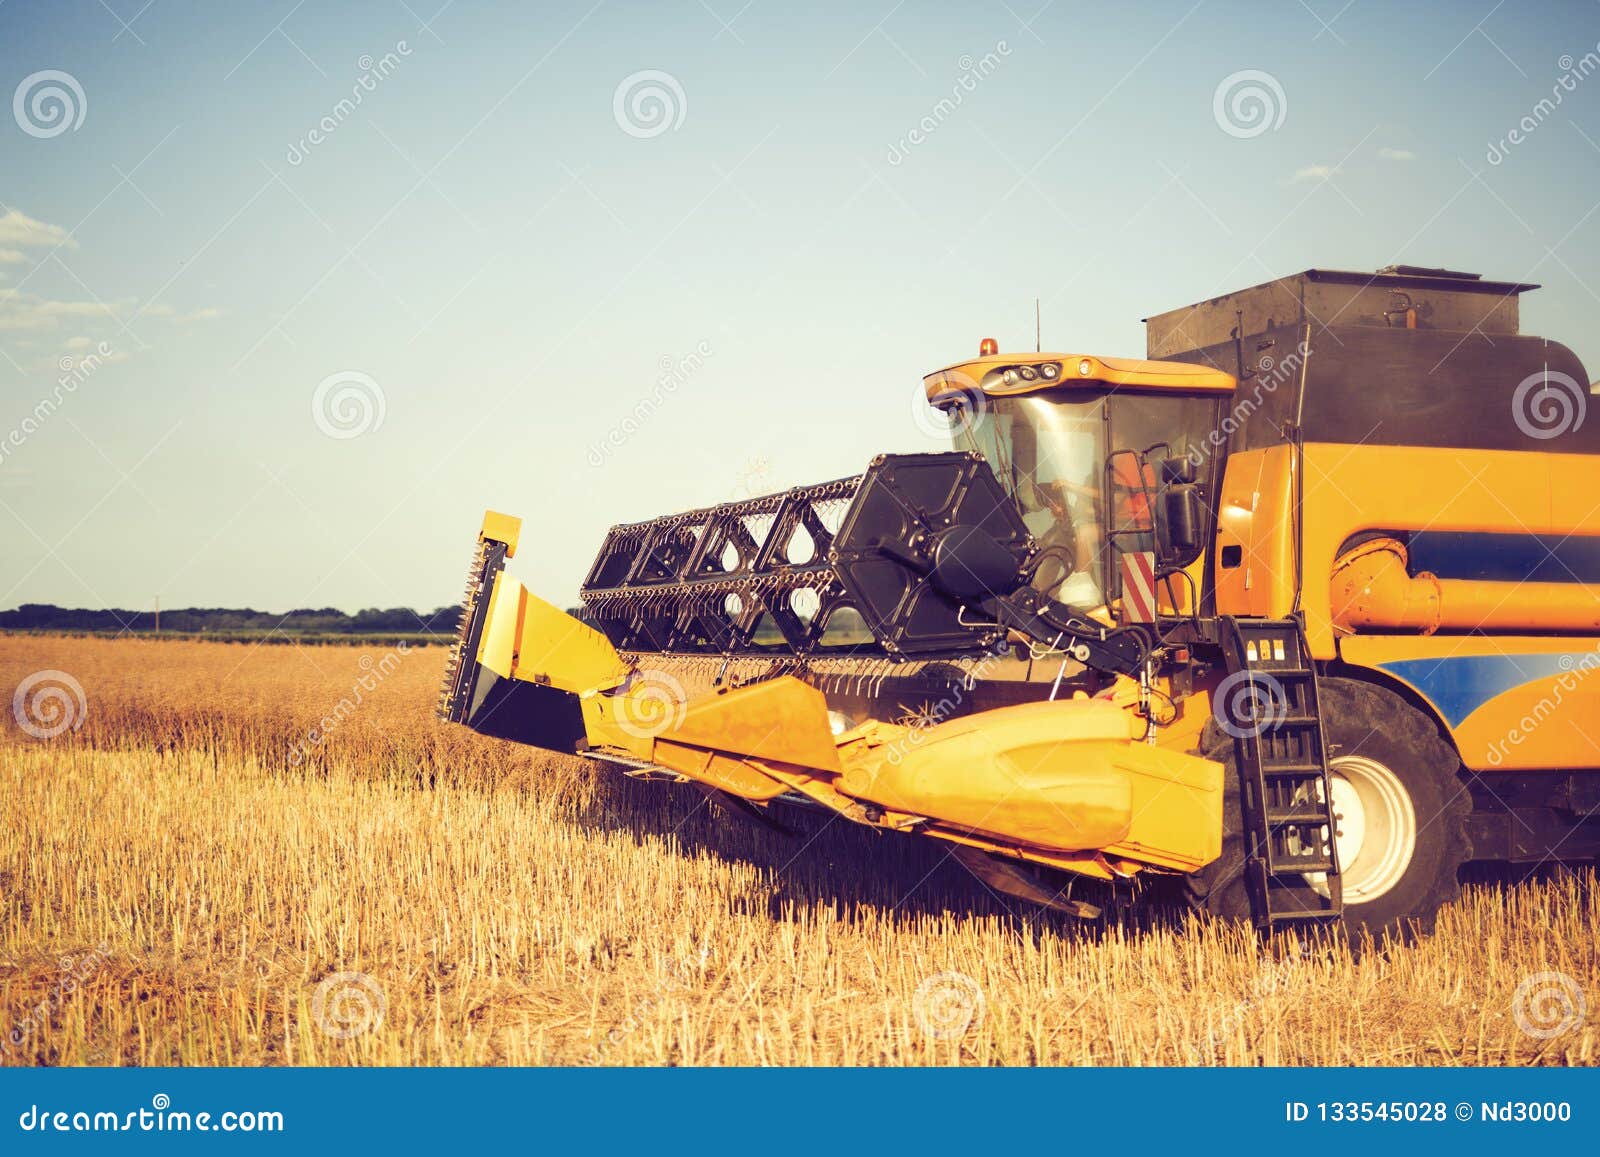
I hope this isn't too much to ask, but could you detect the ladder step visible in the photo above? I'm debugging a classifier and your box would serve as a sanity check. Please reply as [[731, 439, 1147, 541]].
[[1221, 616, 1343, 933], [1265, 714, 1321, 728], [1267, 810, 1333, 825], [1267, 908, 1341, 923], [1266, 856, 1335, 874]]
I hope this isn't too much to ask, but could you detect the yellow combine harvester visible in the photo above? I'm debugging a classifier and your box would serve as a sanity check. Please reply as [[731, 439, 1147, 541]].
[[440, 266, 1600, 939]]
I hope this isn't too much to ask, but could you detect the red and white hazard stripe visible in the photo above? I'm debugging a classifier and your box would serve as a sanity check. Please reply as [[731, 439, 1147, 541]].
[[1120, 550, 1158, 624]]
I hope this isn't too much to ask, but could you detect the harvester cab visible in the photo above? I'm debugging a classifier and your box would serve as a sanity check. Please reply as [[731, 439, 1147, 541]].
[[440, 266, 1600, 942]]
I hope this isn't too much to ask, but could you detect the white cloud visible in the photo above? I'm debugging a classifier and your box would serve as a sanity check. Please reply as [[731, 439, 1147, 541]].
[[140, 302, 222, 322], [0, 289, 125, 332], [0, 248, 28, 264], [63, 335, 92, 350], [1291, 163, 1336, 183], [1378, 147, 1416, 161], [0, 209, 74, 250]]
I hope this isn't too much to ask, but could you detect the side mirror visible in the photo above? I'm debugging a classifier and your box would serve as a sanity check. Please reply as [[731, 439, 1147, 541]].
[[1159, 484, 1205, 567], [1159, 456, 1197, 486]]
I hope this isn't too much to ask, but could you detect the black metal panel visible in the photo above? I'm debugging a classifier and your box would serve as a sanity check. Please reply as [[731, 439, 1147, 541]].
[[1161, 324, 1307, 455], [462, 668, 586, 752], [578, 453, 1027, 660], [831, 452, 1029, 656], [1164, 324, 1595, 456], [1298, 328, 1595, 454]]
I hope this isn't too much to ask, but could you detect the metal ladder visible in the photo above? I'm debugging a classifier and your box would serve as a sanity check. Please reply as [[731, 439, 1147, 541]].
[[1218, 617, 1343, 932]]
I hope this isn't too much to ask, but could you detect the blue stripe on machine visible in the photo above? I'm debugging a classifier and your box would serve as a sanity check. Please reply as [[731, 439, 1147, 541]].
[[1407, 532, 1600, 584], [1377, 653, 1588, 728]]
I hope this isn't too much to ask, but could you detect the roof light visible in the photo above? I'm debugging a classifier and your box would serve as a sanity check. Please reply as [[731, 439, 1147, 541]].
[[979, 337, 999, 356], [1040, 362, 1060, 380], [1078, 358, 1093, 377]]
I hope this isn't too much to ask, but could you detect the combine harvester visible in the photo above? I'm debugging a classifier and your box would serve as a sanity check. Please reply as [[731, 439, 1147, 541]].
[[440, 267, 1600, 939]]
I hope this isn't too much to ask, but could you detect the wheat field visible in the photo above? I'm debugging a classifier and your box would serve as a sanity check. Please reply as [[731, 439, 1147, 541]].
[[0, 633, 1595, 1066]]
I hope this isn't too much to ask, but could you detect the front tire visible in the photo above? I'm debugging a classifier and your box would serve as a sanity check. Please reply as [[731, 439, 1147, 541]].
[[1318, 677, 1471, 939], [1189, 677, 1471, 941]]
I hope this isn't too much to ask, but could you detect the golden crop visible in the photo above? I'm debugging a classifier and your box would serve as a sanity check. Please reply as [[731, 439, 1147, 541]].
[[1, 634, 1595, 1066]]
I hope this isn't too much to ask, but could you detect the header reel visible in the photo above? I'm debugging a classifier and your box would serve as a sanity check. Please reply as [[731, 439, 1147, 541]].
[[580, 452, 1150, 677]]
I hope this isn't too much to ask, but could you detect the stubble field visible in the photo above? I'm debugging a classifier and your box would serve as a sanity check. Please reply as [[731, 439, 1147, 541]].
[[0, 634, 1595, 1066]]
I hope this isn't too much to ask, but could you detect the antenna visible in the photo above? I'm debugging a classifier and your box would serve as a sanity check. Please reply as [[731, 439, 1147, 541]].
[[1035, 298, 1041, 353]]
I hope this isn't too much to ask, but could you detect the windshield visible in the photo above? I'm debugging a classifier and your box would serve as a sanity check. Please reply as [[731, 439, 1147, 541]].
[[949, 390, 1223, 609], [952, 395, 1108, 606]]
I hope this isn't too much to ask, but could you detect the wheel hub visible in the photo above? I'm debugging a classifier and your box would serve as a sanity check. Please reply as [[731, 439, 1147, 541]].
[[1319, 754, 1418, 903]]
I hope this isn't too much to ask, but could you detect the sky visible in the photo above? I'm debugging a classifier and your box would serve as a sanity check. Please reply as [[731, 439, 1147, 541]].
[[1, 0, 1599, 615]]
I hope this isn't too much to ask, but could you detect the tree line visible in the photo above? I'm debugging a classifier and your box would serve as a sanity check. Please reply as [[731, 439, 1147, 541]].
[[0, 603, 465, 636]]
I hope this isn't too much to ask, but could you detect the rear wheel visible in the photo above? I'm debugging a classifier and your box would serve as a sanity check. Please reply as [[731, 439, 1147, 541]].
[[1190, 677, 1472, 941]]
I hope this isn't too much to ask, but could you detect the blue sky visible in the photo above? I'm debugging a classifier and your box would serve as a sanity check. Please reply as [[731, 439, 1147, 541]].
[[2, 0, 1598, 614]]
